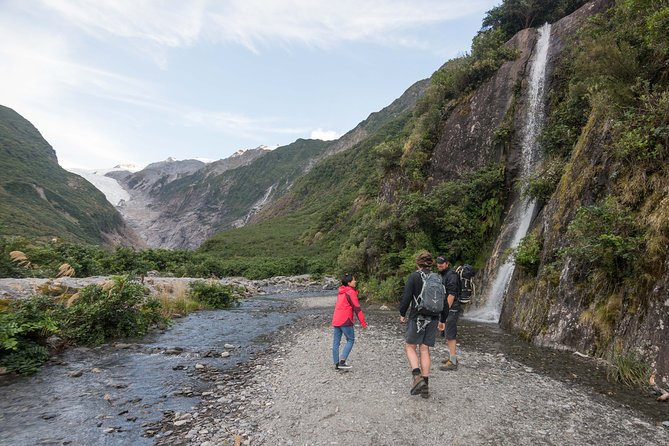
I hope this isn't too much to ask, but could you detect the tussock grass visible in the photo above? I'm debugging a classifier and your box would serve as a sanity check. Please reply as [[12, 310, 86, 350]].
[[607, 352, 651, 388], [153, 282, 203, 318]]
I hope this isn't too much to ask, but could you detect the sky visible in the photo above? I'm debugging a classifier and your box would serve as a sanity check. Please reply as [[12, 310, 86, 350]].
[[0, 0, 500, 170]]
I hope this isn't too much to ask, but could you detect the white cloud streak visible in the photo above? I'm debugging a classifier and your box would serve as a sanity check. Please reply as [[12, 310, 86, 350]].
[[40, 0, 493, 53]]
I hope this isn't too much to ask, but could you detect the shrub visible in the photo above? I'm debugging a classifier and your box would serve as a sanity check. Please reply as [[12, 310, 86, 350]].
[[360, 276, 403, 303], [188, 281, 239, 309], [514, 232, 542, 275], [562, 198, 645, 280], [62, 276, 167, 345], [0, 295, 61, 375]]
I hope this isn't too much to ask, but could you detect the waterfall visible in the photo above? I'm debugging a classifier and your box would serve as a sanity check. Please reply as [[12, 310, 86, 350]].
[[468, 23, 552, 323]]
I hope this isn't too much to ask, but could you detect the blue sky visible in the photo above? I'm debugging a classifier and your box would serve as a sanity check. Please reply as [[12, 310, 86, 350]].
[[0, 0, 500, 169]]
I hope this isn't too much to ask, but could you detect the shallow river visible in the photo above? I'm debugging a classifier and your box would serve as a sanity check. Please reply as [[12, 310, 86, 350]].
[[0, 291, 316, 446]]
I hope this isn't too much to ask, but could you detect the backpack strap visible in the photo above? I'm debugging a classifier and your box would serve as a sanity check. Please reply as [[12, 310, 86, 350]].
[[414, 271, 428, 307]]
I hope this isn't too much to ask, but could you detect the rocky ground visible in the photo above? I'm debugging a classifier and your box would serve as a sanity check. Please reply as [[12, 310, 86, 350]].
[[0, 274, 340, 300], [151, 295, 669, 446]]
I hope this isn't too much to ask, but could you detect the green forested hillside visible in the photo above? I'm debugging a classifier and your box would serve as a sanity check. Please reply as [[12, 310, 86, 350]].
[[199, 1, 591, 294], [0, 106, 131, 245]]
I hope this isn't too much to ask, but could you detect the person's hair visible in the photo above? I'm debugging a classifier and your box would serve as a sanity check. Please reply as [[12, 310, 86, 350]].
[[341, 273, 354, 285], [416, 250, 434, 268]]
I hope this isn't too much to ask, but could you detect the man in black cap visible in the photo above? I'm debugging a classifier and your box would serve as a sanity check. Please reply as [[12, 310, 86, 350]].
[[436, 256, 461, 370]]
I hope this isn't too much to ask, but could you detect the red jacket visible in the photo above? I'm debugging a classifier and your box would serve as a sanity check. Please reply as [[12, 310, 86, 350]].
[[332, 285, 367, 327]]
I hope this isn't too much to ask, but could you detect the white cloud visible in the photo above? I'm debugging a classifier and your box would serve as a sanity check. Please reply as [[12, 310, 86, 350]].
[[27, 108, 140, 169], [39, 0, 494, 53], [311, 129, 339, 141], [41, 0, 206, 47]]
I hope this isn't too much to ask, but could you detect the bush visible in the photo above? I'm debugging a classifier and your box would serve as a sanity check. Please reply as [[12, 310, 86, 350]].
[[360, 276, 403, 303], [62, 276, 167, 345], [188, 281, 239, 309], [0, 295, 61, 375], [562, 198, 644, 280], [514, 232, 542, 275]]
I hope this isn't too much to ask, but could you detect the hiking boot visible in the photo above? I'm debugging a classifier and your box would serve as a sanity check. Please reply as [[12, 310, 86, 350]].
[[441, 357, 450, 365], [439, 359, 458, 371], [410, 375, 426, 395], [421, 384, 429, 399]]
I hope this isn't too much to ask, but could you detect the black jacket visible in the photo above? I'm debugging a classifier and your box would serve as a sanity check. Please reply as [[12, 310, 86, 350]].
[[399, 268, 449, 321], [439, 267, 461, 322]]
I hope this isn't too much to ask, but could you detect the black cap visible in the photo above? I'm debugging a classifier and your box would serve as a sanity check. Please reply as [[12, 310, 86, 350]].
[[436, 256, 448, 264]]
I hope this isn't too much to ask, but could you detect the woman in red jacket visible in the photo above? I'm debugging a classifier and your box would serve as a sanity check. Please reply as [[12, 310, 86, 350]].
[[332, 273, 367, 370]]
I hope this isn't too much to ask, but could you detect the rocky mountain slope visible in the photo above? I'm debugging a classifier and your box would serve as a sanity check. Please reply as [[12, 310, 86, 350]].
[[0, 105, 141, 246], [111, 80, 428, 249]]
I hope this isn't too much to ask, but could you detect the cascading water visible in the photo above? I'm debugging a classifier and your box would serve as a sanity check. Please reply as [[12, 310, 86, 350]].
[[468, 23, 552, 323]]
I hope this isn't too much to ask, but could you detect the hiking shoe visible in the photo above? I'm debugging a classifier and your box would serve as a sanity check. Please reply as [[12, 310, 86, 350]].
[[336, 362, 352, 370], [439, 359, 458, 371], [410, 375, 426, 395], [421, 385, 429, 399], [441, 357, 450, 365]]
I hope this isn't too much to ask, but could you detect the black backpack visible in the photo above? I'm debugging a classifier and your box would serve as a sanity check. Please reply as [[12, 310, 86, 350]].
[[455, 264, 476, 304]]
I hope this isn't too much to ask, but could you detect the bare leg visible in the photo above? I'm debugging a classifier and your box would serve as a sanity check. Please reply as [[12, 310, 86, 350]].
[[405, 343, 419, 370], [447, 339, 457, 358], [419, 344, 431, 377]]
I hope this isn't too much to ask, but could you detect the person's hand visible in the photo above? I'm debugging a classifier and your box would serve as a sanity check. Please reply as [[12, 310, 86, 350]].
[[400, 315, 406, 323], [438, 322, 445, 332]]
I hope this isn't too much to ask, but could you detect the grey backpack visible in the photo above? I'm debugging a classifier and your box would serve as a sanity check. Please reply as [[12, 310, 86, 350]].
[[415, 271, 445, 316]]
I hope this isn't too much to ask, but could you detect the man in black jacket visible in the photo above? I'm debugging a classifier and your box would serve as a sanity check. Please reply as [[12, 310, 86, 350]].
[[399, 251, 449, 399], [436, 256, 461, 370]]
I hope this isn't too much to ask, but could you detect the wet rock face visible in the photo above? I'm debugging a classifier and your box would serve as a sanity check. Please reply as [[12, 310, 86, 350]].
[[496, 0, 669, 384], [429, 28, 535, 184]]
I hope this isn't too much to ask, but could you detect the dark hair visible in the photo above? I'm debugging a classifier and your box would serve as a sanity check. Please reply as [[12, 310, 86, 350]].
[[341, 273, 354, 285]]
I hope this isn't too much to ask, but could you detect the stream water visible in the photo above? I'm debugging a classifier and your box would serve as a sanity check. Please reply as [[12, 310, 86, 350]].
[[0, 291, 320, 446]]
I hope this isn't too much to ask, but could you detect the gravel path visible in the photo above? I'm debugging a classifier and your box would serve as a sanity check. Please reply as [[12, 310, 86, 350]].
[[154, 296, 668, 446]]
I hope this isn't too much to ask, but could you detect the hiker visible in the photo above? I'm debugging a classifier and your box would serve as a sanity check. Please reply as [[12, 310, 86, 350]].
[[399, 251, 447, 398], [436, 256, 461, 371], [331, 273, 367, 370]]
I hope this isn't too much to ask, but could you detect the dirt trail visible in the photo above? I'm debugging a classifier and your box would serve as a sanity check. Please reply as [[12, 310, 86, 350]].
[[155, 296, 668, 446]]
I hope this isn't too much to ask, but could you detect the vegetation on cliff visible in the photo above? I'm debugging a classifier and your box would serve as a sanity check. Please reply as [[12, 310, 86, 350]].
[[515, 0, 669, 348]]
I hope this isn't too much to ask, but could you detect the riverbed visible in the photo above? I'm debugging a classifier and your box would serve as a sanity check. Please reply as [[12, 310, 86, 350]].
[[0, 291, 320, 446]]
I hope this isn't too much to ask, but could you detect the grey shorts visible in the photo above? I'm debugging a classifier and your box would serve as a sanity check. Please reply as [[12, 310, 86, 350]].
[[405, 317, 439, 347], [444, 308, 460, 340]]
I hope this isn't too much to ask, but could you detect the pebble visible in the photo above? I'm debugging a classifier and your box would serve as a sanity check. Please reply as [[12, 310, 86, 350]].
[[68, 370, 83, 378], [221, 352, 231, 358]]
